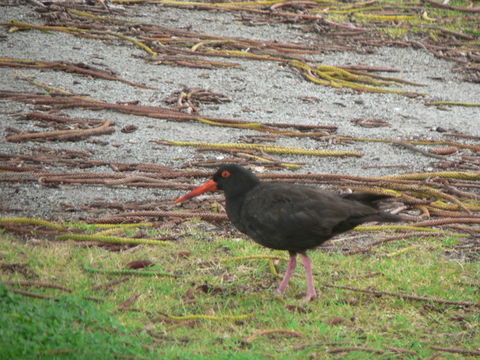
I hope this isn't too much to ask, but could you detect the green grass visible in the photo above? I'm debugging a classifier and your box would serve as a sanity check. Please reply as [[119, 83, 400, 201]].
[[0, 225, 479, 359], [0, 284, 155, 359]]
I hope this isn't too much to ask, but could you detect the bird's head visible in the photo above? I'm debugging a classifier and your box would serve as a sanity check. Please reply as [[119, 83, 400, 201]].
[[175, 164, 260, 203]]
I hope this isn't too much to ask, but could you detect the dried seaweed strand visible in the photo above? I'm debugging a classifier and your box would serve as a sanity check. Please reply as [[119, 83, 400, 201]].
[[92, 278, 130, 291], [157, 140, 363, 157], [57, 233, 173, 246], [327, 347, 383, 354], [429, 346, 480, 356], [82, 263, 175, 277], [9, 289, 59, 301], [159, 312, 255, 321], [92, 211, 228, 224], [22, 112, 103, 125], [383, 171, 480, 181], [118, 293, 142, 309], [426, 101, 480, 107], [385, 346, 417, 355], [0, 217, 64, 230], [337, 136, 480, 152], [323, 284, 480, 307], [413, 218, 480, 227], [0, 57, 156, 89], [6, 120, 114, 142]]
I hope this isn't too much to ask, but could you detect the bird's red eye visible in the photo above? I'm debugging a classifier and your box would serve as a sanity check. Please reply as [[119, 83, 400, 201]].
[[221, 170, 231, 178]]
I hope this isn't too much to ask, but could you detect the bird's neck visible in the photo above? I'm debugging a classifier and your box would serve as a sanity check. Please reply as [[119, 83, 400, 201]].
[[223, 180, 259, 229], [224, 192, 247, 232], [223, 176, 259, 200], [224, 187, 250, 211]]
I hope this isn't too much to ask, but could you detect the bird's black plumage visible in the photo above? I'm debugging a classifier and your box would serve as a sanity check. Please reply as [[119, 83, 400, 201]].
[[212, 164, 400, 252], [177, 164, 402, 301]]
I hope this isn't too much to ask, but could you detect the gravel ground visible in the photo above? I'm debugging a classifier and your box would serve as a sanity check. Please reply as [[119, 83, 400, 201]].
[[0, 2, 479, 221]]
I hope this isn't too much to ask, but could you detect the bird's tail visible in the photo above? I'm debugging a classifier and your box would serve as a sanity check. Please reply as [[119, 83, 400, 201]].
[[342, 192, 405, 223], [341, 192, 395, 208]]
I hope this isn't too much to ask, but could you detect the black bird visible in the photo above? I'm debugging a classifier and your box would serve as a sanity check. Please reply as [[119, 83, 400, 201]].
[[176, 164, 401, 301]]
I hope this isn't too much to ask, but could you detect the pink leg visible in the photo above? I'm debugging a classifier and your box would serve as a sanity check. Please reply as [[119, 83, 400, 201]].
[[299, 252, 318, 302], [277, 252, 297, 295]]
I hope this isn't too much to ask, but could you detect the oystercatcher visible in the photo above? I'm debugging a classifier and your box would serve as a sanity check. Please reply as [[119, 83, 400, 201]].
[[176, 164, 401, 301]]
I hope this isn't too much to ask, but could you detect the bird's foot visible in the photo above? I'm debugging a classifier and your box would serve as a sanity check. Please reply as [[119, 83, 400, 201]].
[[276, 287, 286, 296], [301, 291, 320, 303]]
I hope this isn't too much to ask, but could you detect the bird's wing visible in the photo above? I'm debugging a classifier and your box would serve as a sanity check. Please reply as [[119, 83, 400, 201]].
[[239, 184, 357, 250]]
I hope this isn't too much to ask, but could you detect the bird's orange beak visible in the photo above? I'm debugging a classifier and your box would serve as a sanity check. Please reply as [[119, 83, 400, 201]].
[[175, 179, 218, 203]]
